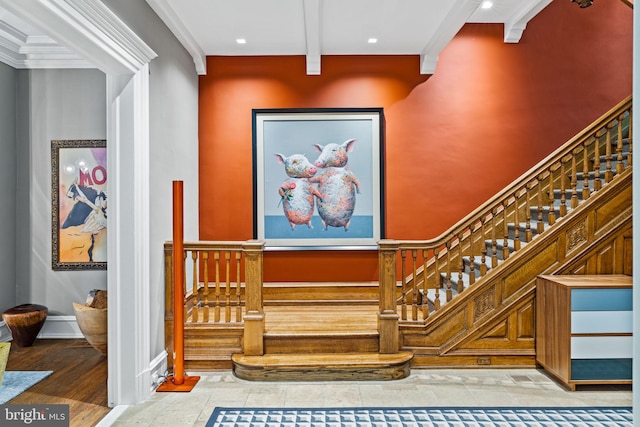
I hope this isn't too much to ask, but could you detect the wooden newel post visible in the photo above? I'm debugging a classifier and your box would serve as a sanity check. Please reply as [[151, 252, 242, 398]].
[[242, 240, 265, 356], [157, 181, 199, 392], [378, 240, 400, 354]]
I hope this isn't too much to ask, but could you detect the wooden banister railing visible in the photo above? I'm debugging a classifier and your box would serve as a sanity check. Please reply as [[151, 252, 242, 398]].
[[164, 240, 265, 356], [378, 95, 632, 352]]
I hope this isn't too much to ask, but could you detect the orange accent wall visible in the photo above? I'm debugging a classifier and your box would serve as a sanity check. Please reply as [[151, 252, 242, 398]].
[[199, 0, 632, 282]]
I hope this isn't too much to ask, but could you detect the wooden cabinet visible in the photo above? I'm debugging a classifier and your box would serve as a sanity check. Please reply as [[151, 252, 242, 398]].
[[535, 275, 632, 391]]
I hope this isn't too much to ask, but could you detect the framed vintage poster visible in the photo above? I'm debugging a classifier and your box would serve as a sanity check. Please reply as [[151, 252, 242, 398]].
[[51, 140, 107, 270], [252, 108, 385, 250]]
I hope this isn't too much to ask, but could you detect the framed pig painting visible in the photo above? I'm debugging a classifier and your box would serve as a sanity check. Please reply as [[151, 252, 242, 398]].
[[51, 139, 107, 270], [252, 108, 385, 250]]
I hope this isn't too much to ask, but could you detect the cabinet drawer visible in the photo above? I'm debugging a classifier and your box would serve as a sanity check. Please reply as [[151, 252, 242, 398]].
[[571, 336, 632, 359], [571, 358, 632, 381], [571, 288, 632, 311], [571, 311, 632, 334]]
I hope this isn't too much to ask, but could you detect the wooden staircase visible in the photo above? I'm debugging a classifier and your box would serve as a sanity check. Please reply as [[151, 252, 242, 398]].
[[165, 96, 633, 380]]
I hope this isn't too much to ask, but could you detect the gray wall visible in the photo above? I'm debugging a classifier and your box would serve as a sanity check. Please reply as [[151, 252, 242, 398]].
[[16, 69, 107, 315], [0, 63, 17, 315], [104, 0, 199, 360]]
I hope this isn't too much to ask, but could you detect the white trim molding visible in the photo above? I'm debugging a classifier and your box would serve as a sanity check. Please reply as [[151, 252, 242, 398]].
[[419, 0, 481, 75], [0, 0, 156, 74], [303, 0, 321, 75], [106, 64, 152, 407], [503, 0, 552, 43], [1, 317, 83, 342], [145, 0, 205, 74], [39, 315, 83, 339]]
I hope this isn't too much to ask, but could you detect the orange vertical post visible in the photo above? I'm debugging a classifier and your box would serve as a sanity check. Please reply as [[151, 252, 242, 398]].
[[173, 180, 185, 384], [157, 181, 199, 392]]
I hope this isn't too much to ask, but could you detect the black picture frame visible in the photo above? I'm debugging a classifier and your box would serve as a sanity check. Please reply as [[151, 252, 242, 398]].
[[252, 108, 385, 250]]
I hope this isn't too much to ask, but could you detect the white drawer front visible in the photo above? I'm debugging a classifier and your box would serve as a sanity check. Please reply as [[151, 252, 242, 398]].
[[571, 311, 632, 334], [571, 336, 633, 359]]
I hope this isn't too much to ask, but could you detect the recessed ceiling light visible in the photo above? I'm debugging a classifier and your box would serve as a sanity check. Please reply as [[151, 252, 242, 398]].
[[236, 38, 247, 44], [368, 38, 378, 44], [481, 1, 493, 9]]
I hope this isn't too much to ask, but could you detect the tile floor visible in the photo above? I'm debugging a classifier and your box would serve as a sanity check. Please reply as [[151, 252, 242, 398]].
[[99, 368, 632, 426]]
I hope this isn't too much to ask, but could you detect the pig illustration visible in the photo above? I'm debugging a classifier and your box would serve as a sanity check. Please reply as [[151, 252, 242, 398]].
[[311, 139, 361, 231], [274, 153, 323, 229]]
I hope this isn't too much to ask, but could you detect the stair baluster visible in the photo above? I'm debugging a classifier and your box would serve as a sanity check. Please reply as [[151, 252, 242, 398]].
[[468, 225, 476, 286], [605, 122, 614, 183], [224, 251, 232, 322], [457, 233, 464, 293], [189, 251, 198, 323], [581, 143, 590, 201], [570, 153, 579, 209], [400, 250, 408, 320], [547, 168, 556, 226], [480, 214, 488, 274], [525, 186, 533, 242], [593, 131, 603, 191], [235, 252, 242, 322], [491, 208, 498, 268], [628, 110, 633, 166], [421, 249, 429, 318], [411, 249, 419, 320], [502, 200, 510, 260], [513, 192, 521, 251], [214, 251, 221, 322], [617, 113, 626, 174], [559, 157, 568, 217], [203, 251, 210, 322], [446, 240, 452, 302], [537, 176, 545, 232], [433, 246, 441, 310]]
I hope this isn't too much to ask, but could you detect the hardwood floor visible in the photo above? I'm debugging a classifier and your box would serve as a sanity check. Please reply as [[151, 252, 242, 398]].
[[4, 339, 109, 427]]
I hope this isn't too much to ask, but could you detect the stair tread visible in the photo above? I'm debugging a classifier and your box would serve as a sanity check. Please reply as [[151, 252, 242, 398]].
[[232, 351, 414, 367]]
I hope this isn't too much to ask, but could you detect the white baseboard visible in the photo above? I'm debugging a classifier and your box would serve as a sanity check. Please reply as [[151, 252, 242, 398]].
[[38, 315, 83, 339], [149, 349, 168, 392], [95, 405, 129, 427], [1, 316, 82, 341]]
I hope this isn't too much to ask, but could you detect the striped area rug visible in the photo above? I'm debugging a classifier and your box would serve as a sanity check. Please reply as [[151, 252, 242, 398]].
[[206, 406, 632, 427]]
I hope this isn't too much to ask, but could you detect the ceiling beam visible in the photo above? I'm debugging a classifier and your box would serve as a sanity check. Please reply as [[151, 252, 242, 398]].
[[146, 0, 207, 75], [504, 0, 552, 43], [303, 0, 321, 75], [419, 0, 481, 75]]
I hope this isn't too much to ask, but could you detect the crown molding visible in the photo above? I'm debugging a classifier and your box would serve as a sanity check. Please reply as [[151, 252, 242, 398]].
[[145, 0, 205, 75], [0, 0, 156, 74]]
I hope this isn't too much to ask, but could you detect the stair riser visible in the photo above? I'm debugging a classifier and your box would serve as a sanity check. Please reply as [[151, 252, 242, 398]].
[[233, 363, 410, 381], [264, 335, 379, 354]]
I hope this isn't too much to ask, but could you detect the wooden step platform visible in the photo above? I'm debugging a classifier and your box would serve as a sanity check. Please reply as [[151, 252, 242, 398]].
[[232, 352, 414, 381]]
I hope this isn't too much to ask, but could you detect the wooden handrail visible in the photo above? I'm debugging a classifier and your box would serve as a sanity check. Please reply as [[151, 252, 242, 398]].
[[378, 95, 632, 345]]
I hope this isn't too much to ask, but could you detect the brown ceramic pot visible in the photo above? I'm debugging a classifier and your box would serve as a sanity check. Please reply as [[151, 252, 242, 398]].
[[2, 304, 48, 347]]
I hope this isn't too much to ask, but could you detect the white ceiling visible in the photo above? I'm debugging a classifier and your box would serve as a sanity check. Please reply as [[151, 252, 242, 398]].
[[0, 0, 552, 75]]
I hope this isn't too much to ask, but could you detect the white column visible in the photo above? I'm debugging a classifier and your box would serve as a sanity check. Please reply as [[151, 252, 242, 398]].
[[106, 66, 151, 406]]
